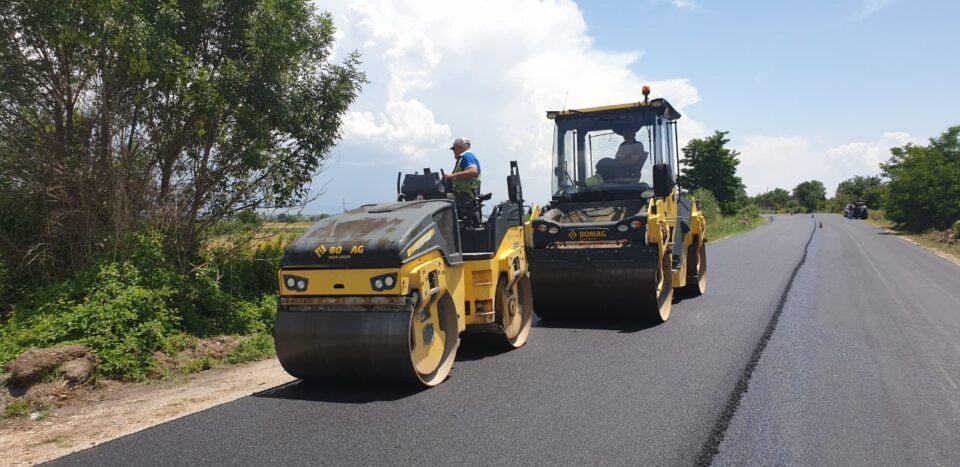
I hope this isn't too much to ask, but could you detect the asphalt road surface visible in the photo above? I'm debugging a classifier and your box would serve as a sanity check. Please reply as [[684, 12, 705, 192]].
[[53, 214, 960, 466]]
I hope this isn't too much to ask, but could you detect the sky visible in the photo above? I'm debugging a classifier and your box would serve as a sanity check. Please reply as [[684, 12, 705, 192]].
[[305, 0, 960, 213]]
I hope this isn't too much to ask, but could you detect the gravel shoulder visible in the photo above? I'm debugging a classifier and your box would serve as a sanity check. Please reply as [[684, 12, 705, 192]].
[[1, 358, 293, 465]]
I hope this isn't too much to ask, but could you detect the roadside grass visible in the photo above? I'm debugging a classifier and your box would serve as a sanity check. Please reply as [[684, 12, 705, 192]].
[[708, 214, 767, 242], [3, 399, 31, 418], [2, 398, 51, 420], [866, 211, 960, 261], [161, 333, 277, 377], [226, 333, 275, 365], [692, 189, 767, 242]]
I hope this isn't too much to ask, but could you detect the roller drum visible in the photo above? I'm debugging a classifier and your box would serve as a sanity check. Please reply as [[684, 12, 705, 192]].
[[274, 296, 459, 386], [529, 246, 661, 319]]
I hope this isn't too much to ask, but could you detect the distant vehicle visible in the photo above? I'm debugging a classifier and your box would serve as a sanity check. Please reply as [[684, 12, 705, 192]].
[[855, 202, 868, 219], [844, 202, 868, 220]]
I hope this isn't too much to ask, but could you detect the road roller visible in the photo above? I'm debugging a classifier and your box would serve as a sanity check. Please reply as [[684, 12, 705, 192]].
[[274, 162, 533, 387], [528, 86, 707, 323]]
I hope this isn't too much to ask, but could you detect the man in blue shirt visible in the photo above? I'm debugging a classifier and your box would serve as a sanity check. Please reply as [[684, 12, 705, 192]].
[[446, 137, 481, 197], [445, 137, 482, 224]]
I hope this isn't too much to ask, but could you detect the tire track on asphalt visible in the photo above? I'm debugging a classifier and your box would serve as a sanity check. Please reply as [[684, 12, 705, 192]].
[[696, 219, 818, 466]]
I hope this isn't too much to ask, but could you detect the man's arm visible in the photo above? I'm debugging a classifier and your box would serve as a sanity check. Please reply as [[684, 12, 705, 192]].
[[447, 166, 479, 180]]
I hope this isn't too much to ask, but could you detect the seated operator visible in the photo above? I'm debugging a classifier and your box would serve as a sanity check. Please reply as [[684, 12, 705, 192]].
[[585, 158, 617, 187], [614, 131, 648, 179]]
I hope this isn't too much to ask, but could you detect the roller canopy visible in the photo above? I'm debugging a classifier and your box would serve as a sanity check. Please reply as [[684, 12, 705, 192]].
[[282, 200, 462, 269]]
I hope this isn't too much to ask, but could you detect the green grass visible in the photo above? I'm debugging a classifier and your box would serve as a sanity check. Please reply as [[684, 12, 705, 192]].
[[226, 333, 275, 364], [707, 214, 768, 242], [183, 356, 215, 374], [3, 399, 31, 418]]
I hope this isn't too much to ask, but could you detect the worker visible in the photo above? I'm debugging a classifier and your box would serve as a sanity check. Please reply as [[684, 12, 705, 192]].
[[614, 131, 647, 179], [585, 158, 617, 187], [445, 137, 482, 222]]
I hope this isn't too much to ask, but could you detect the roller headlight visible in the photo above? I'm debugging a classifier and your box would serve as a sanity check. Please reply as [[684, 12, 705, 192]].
[[616, 224, 629, 232], [370, 273, 399, 291], [282, 275, 308, 292], [547, 226, 560, 235]]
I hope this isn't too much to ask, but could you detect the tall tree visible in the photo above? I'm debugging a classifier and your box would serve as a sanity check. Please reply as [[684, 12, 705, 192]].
[[678, 131, 745, 215], [835, 175, 883, 207], [792, 180, 826, 212], [0, 0, 365, 277], [881, 126, 960, 230]]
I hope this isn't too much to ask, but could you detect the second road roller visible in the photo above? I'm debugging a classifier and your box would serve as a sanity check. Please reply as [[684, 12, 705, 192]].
[[274, 162, 533, 387], [528, 86, 707, 323]]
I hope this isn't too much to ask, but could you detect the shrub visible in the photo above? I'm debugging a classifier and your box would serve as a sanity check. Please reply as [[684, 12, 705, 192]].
[[227, 333, 276, 364], [953, 220, 960, 240], [692, 188, 721, 223], [736, 203, 760, 219], [183, 356, 215, 374], [0, 232, 283, 380]]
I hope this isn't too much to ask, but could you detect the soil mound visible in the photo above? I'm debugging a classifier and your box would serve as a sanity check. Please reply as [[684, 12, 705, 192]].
[[4, 345, 97, 388]]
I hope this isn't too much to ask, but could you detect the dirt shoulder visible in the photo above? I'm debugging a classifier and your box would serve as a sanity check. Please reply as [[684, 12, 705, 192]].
[[0, 358, 293, 466]]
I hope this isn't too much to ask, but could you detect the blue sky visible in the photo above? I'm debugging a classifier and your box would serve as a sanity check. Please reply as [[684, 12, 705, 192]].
[[305, 0, 960, 213], [582, 0, 960, 142]]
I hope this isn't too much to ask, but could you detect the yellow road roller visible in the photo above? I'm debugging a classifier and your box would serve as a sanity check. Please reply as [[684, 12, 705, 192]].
[[528, 87, 707, 323], [274, 162, 533, 387]]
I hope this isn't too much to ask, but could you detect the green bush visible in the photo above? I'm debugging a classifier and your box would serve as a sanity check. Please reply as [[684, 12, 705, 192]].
[[183, 356, 215, 374], [736, 203, 760, 219], [0, 232, 282, 380], [881, 126, 960, 231], [953, 220, 960, 240], [227, 333, 276, 364], [692, 188, 721, 224]]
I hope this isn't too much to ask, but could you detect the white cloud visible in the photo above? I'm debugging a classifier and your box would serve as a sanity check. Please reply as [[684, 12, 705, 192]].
[[669, 0, 699, 10], [313, 0, 705, 208], [342, 99, 451, 158], [735, 132, 914, 197], [859, 0, 892, 18]]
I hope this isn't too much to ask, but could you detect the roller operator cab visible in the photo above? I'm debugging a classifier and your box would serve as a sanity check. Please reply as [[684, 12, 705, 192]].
[[528, 88, 707, 323], [274, 162, 533, 387]]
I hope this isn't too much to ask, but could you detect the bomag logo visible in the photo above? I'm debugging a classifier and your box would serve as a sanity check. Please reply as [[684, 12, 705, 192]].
[[569, 229, 608, 240], [406, 229, 436, 257]]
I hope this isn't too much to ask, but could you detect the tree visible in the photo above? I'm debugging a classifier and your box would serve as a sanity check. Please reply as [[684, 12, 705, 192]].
[[754, 188, 791, 212], [792, 180, 826, 212], [835, 175, 884, 207], [0, 0, 365, 278], [679, 131, 745, 215], [881, 126, 960, 230]]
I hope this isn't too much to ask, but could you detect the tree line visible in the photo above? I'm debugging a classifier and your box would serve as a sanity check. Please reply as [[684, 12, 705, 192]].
[[0, 0, 364, 288], [0, 1, 365, 378], [680, 126, 960, 233]]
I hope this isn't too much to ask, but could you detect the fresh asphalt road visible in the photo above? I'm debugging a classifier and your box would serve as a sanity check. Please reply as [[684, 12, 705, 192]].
[[52, 214, 960, 466], [715, 214, 960, 466]]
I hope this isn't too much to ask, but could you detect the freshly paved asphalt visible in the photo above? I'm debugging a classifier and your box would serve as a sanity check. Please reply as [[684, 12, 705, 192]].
[[714, 214, 960, 466], [51, 214, 960, 466]]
